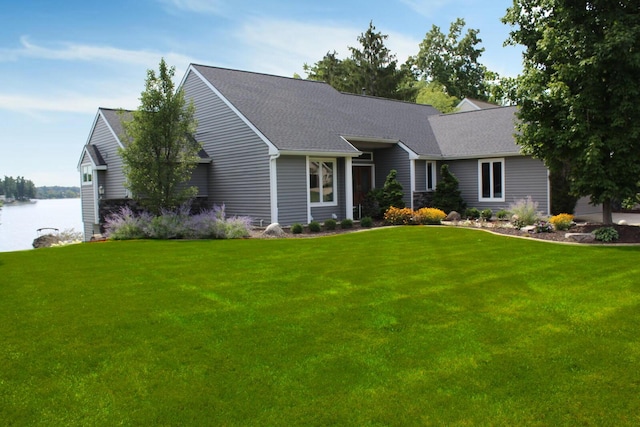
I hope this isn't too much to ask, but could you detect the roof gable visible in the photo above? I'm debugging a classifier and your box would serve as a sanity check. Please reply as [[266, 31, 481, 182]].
[[428, 106, 520, 158]]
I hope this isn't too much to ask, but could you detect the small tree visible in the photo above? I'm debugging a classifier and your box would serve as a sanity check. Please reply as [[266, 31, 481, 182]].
[[431, 164, 466, 213], [379, 169, 405, 212], [119, 58, 201, 214]]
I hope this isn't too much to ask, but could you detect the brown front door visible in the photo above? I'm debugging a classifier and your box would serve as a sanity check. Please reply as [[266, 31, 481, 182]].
[[353, 165, 373, 207]]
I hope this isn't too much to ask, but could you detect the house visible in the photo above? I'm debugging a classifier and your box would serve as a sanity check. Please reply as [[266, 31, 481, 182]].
[[79, 63, 566, 240]]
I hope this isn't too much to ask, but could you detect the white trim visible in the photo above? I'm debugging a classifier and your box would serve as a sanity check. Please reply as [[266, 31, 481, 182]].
[[270, 153, 279, 223], [81, 164, 93, 186], [426, 161, 437, 191], [306, 157, 312, 223], [478, 158, 506, 202], [397, 141, 420, 160], [308, 157, 339, 210], [345, 157, 354, 220], [186, 65, 280, 156], [410, 159, 416, 210], [546, 168, 551, 216], [279, 149, 361, 158]]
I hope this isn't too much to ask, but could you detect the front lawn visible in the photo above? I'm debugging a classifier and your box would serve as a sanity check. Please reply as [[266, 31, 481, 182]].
[[1, 227, 639, 425]]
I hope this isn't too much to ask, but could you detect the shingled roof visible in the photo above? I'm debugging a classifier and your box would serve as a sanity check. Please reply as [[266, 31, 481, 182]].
[[191, 64, 443, 156], [428, 106, 520, 158]]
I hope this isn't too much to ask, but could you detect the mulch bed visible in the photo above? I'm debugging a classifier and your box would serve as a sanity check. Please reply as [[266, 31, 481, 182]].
[[253, 221, 640, 245]]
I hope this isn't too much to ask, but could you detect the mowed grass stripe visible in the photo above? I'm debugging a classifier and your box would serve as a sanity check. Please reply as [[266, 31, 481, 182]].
[[0, 227, 639, 425]]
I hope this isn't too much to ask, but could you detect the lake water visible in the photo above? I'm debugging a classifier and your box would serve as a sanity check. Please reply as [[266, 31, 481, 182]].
[[0, 198, 83, 252]]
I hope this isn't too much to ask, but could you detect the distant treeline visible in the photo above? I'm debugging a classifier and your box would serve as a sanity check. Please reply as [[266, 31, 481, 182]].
[[1, 176, 36, 201], [1, 176, 80, 200], [37, 186, 81, 199]]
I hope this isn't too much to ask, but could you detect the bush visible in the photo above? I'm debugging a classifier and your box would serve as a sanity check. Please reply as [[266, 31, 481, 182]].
[[509, 196, 540, 228], [291, 223, 303, 234], [549, 213, 574, 231], [465, 207, 481, 220], [309, 221, 321, 232], [104, 204, 252, 240], [104, 206, 151, 240], [496, 209, 509, 220], [360, 216, 373, 228], [379, 170, 405, 213], [413, 207, 446, 225], [431, 164, 466, 214], [340, 218, 354, 229], [534, 220, 553, 233], [481, 209, 493, 221], [362, 189, 383, 219], [324, 219, 337, 230], [383, 207, 414, 225], [594, 227, 619, 242]]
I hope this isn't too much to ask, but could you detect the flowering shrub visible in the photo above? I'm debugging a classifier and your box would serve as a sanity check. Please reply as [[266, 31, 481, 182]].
[[549, 213, 574, 231], [384, 207, 414, 225], [104, 203, 252, 240], [413, 207, 446, 225], [534, 220, 553, 233]]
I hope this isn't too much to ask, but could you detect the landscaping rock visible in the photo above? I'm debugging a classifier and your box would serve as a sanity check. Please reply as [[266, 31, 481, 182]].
[[263, 223, 285, 237], [565, 232, 595, 243], [32, 234, 60, 249], [445, 211, 461, 221], [618, 220, 628, 226], [521, 225, 536, 233]]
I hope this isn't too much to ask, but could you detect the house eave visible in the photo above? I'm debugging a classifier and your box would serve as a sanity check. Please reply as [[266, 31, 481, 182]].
[[278, 149, 362, 158], [439, 151, 523, 161]]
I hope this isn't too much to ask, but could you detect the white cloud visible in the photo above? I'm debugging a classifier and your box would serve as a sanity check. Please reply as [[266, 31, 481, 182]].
[[0, 92, 138, 116], [157, 0, 224, 14], [233, 18, 421, 77], [1, 37, 199, 71], [398, 0, 457, 17]]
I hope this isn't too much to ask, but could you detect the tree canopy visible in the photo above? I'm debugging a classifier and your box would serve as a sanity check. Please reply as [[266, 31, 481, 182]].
[[119, 58, 201, 214], [304, 22, 413, 101], [504, 0, 640, 223], [413, 18, 490, 101], [1, 176, 36, 201]]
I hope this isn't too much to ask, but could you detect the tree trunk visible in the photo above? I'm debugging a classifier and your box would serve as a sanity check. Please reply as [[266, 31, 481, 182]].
[[602, 198, 613, 225]]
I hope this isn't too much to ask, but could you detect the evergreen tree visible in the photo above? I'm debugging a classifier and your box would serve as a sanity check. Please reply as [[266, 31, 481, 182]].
[[431, 164, 466, 214], [379, 169, 405, 212]]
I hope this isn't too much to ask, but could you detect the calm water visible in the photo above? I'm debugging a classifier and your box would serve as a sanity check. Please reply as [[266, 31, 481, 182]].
[[0, 199, 83, 252]]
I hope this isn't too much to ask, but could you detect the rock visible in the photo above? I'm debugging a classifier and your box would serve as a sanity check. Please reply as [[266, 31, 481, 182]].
[[618, 219, 628, 226], [445, 211, 461, 221], [263, 223, 285, 237], [565, 232, 595, 243], [521, 225, 536, 233], [32, 234, 60, 249]]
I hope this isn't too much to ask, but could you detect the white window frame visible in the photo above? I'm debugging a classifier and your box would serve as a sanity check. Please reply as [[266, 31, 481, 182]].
[[478, 158, 505, 202], [426, 161, 437, 191], [308, 157, 338, 207], [82, 165, 93, 185]]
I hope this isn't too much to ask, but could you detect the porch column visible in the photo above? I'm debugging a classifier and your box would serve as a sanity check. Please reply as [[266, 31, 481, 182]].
[[345, 157, 354, 220], [410, 159, 416, 210]]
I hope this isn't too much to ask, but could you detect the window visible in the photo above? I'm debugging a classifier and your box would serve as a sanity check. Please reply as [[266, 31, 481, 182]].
[[426, 161, 436, 191], [478, 159, 504, 201], [82, 165, 93, 185], [309, 158, 336, 205]]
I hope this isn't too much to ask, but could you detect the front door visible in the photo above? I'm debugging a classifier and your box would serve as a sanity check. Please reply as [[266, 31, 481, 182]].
[[353, 165, 373, 218]]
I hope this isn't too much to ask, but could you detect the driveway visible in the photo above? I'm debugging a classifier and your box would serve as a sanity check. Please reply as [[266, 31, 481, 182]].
[[576, 212, 640, 225]]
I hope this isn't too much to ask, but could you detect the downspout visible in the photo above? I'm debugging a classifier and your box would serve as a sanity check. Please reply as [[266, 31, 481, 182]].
[[345, 157, 354, 220], [409, 159, 416, 211]]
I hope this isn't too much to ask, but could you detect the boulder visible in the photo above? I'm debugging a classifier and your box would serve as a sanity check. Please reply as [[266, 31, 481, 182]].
[[263, 223, 285, 237], [445, 211, 461, 221], [565, 232, 595, 243]]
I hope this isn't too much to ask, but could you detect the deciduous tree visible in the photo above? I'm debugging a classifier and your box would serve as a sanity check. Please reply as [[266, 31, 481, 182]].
[[119, 59, 201, 214], [503, 0, 640, 223]]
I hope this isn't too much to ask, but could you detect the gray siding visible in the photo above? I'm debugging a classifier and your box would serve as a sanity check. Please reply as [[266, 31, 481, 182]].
[[415, 160, 427, 191], [91, 116, 127, 199], [276, 155, 307, 226], [374, 145, 411, 208], [575, 196, 601, 216], [447, 156, 549, 214], [80, 151, 95, 241], [183, 163, 209, 197], [183, 71, 271, 222]]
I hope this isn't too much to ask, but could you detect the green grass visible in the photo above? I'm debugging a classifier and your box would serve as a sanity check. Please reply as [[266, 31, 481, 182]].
[[1, 227, 639, 426]]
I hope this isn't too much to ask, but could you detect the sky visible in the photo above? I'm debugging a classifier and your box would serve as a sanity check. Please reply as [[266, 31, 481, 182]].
[[0, 0, 523, 187]]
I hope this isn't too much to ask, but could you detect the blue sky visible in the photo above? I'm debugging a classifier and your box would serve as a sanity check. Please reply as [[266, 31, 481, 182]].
[[0, 0, 522, 187]]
